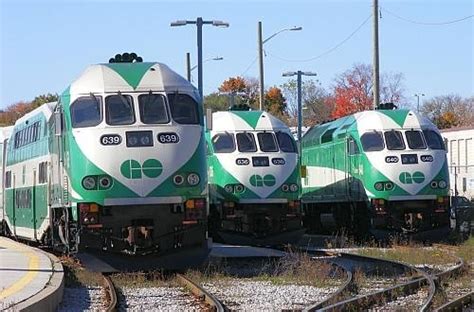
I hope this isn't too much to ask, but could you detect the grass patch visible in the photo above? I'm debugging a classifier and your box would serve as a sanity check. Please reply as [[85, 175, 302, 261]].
[[111, 271, 178, 288], [356, 245, 456, 266], [186, 253, 343, 288], [61, 256, 103, 287], [456, 236, 474, 263]]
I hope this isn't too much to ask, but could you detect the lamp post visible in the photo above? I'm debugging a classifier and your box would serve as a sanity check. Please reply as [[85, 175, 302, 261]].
[[171, 17, 229, 100], [282, 70, 317, 151], [187, 55, 223, 82], [414, 93, 425, 113], [258, 22, 302, 111]]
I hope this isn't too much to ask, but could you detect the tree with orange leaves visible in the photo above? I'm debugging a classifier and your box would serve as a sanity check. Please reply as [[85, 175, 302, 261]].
[[331, 63, 405, 118]]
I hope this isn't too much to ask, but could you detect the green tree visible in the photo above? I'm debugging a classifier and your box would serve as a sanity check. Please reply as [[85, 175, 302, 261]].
[[281, 79, 332, 126], [203, 92, 231, 112], [31, 93, 58, 108], [420, 94, 473, 129]]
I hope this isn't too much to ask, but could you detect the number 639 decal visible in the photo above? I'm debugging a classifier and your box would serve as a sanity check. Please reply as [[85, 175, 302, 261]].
[[158, 132, 180, 144]]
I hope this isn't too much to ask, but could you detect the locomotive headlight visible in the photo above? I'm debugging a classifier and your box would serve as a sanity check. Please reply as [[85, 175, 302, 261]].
[[173, 174, 184, 185], [140, 136, 151, 145], [82, 176, 97, 190], [128, 136, 138, 146], [374, 182, 384, 191], [99, 176, 112, 189], [430, 181, 439, 189], [187, 173, 200, 186], [290, 184, 299, 192], [235, 184, 245, 193], [224, 184, 234, 193], [281, 184, 289, 192], [438, 180, 447, 189], [384, 182, 394, 191]]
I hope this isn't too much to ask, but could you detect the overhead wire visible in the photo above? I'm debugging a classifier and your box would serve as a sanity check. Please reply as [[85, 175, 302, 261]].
[[266, 13, 372, 63], [240, 56, 258, 76], [381, 7, 473, 26]]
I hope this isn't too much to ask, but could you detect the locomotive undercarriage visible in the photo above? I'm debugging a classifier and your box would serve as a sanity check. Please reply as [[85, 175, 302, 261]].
[[51, 203, 207, 256], [211, 202, 305, 246], [303, 198, 449, 235]]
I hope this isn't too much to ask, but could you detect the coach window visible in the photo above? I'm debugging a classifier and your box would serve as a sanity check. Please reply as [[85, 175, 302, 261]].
[[347, 137, 360, 155], [405, 130, 427, 149], [212, 132, 235, 153], [257, 132, 278, 152], [168, 93, 199, 125], [360, 131, 384, 152], [422, 129, 445, 150], [138, 94, 169, 124], [276, 131, 297, 153], [384, 130, 405, 150], [236, 132, 257, 152], [105, 94, 135, 125], [71, 96, 102, 128]]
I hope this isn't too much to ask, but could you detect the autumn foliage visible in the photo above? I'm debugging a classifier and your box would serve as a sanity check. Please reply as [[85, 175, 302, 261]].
[[0, 93, 58, 126]]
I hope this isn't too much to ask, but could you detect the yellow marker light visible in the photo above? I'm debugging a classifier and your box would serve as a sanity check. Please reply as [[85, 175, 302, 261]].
[[437, 197, 444, 203], [186, 200, 195, 209], [300, 165, 307, 178], [89, 204, 99, 212]]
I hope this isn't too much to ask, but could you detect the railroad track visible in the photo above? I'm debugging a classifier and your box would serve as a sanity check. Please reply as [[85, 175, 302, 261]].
[[102, 273, 118, 312], [435, 291, 474, 311], [298, 248, 466, 311], [176, 273, 226, 312]]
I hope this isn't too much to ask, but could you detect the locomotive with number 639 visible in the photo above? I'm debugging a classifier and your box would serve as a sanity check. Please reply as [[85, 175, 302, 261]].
[[0, 54, 209, 269]]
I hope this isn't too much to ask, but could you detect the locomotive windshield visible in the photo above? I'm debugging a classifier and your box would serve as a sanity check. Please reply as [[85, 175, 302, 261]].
[[405, 130, 426, 149], [236, 132, 257, 152], [360, 131, 384, 151], [212, 132, 235, 153], [138, 94, 169, 124], [105, 94, 135, 125], [168, 93, 199, 124], [384, 130, 405, 150], [70, 96, 102, 128], [257, 132, 278, 152], [422, 129, 445, 150], [276, 131, 297, 153]]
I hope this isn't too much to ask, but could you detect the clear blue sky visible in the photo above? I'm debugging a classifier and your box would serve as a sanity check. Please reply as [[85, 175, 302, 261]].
[[1, 0, 472, 109]]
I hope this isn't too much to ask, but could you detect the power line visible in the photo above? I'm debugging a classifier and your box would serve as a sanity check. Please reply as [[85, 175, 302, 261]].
[[382, 8, 474, 26], [240, 56, 258, 76], [267, 14, 372, 63]]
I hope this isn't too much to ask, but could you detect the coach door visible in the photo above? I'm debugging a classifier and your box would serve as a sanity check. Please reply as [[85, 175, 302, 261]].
[[347, 137, 362, 200]]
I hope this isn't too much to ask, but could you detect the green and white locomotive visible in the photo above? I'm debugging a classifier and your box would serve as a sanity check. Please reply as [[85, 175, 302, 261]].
[[206, 108, 304, 245], [301, 104, 450, 235], [0, 56, 209, 268]]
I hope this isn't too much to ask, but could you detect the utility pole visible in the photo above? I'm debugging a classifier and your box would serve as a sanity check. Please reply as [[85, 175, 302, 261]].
[[258, 21, 265, 111], [372, 0, 380, 109], [186, 52, 191, 82]]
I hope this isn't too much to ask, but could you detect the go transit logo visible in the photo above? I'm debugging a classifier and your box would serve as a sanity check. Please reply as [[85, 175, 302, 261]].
[[399, 171, 425, 184], [249, 174, 276, 187], [121, 159, 163, 179]]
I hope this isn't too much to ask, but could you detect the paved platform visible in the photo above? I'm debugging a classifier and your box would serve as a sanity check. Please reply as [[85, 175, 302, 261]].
[[210, 243, 286, 258], [0, 237, 64, 311]]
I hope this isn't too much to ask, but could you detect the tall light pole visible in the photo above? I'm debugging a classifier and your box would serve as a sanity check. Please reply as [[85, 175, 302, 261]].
[[414, 93, 425, 113], [372, 0, 380, 109], [171, 18, 229, 100], [282, 70, 317, 150], [187, 55, 224, 82], [258, 22, 302, 111]]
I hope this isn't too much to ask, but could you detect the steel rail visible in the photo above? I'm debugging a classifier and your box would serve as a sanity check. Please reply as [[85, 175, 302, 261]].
[[303, 258, 353, 311], [434, 291, 474, 311], [102, 274, 117, 312], [176, 273, 226, 312], [298, 248, 437, 311]]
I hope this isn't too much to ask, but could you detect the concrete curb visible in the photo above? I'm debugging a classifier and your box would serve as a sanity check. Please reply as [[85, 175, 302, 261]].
[[14, 248, 64, 312]]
